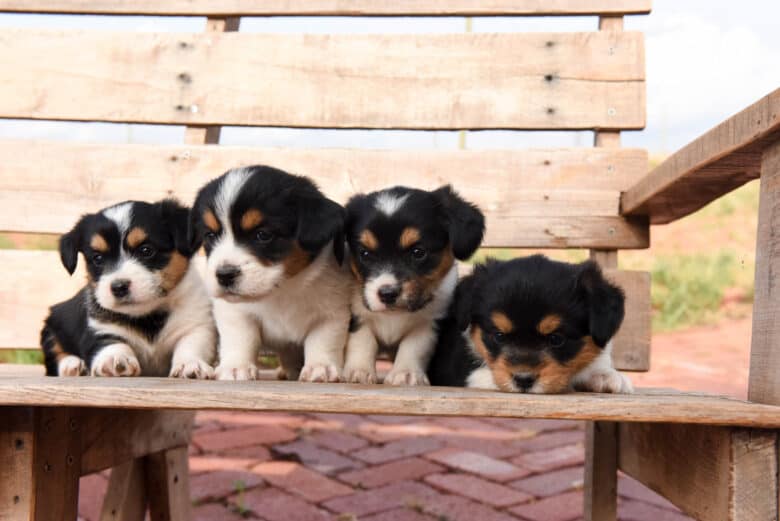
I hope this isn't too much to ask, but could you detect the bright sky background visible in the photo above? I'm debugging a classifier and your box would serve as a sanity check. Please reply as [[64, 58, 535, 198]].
[[0, 0, 778, 154]]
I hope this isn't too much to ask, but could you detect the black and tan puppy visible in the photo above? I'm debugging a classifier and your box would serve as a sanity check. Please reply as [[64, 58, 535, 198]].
[[428, 255, 633, 393], [343, 185, 485, 386], [41, 200, 216, 378]]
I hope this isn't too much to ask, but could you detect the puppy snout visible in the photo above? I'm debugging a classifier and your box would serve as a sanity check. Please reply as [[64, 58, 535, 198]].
[[216, 265, 241, 287], [110, 279, 131, 298], [513, 373, 537, 391], [377, 284, 401, 305]]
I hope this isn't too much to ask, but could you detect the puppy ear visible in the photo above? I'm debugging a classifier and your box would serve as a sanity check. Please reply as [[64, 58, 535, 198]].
[[59, 220, 83, 275], [160, 199, 194, 257], [298, 195, 346, 265], [577, 261, 625, 347], [453, 274, 477, 331], [344, 194, 371, 238], [433, 185, 485, 260]]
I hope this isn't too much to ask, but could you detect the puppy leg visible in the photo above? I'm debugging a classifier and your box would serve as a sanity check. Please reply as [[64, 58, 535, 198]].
[[384, 325, 435, 386], [169, 325, 217, 379], [299, 319, 347, 383], [213, 301, 261, 381], [343, 325, 379, 384], [58, 355, 87, 377], [572, 345, 634, 394], [91, 343, 142, 377]]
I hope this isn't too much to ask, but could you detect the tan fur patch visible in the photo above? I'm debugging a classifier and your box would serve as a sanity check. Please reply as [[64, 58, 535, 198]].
[[160, 251, 189, 292], [90, 234, 109, 253], [51, 339, 68, 363], [402, 249, 455, 303], [126, 227, 148, 249], [283, 242, 312, 277], [537, 314, 562, 335], [469, 326, 493, 363], [240, 208, 264, 231], [203, 209, 220, 233], [349, 258, 363, 282], [360, 229, 379, 251], [491, 312, 514, 334], [399, 227, 421, 249]]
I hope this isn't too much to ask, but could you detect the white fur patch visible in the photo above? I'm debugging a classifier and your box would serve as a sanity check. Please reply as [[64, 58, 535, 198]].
[[363, 271, 399, 312], [466, 366, 499, 390], [215, 168, 251, 224], [374, 192, 409, 216], [96, 257, 164, 316], [103, 202, 133, 235], [58, 355, 86, 377]]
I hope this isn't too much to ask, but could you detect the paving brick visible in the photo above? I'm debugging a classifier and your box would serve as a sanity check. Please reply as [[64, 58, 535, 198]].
[[323, 480, 439, 517], [509, 490, 583, 521], [197, 411, 305, 430], [357, 421, 443, 443], [510, 466, 585, 498], [193, 503, 254, 521], [434, 433, 526, 460], [619, 500, 693, 521], [425, 448, 530, 482], [484, 418, 581, 433], [366, 415, 421, 425], [251, 461, 352, 502], [78, 472, 108, 521], [310, 413, 367, 430], [424, 473, 532, 507], [194, 425, 297, 453], [618, 474, 680, 511], [512, 444, 584, 473], [219, 444, 273, 461], [421, 494, 518, 521], [362, 507, 436, 521], [515, 430, 584, 453], [190, 470, 264, 503], [354, 436, 443, 464], [274, 439, 362, 475], [432, 417, 508, 432], [339, 457, 444, 488], [190, 455, 259, 475], [231, 487, 331, 521], [308, 430, 369, 453]]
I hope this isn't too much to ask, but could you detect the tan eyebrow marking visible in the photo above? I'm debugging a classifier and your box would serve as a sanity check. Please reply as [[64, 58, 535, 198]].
[[126, 227, 147, 249], [240, 208, 264, 231], [399, 227, 421, 249], [203, 209, 220, 233], [360, 229, 378, 251], [89, 234, 109, 253], [491, 311, 514, 334], [537, 314, 562, 335]]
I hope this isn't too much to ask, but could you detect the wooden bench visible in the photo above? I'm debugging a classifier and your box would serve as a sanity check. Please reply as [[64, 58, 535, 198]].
[[0, 1, 777, 519]]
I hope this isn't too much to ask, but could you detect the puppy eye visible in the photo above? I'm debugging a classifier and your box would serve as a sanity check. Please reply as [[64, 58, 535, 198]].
[[410, 247, 427, 261], [255, 229, 274, 244], [91, 254, 104, 267], [492, 331, 505, 343], [358, 247, 372, 260], [138, 245, 156, 258], [204, 231, 217, 243], [547, 333, 566, 348]]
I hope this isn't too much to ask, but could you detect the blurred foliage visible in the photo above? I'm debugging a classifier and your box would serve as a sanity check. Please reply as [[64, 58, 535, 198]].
[[0, 350, 43, 364]]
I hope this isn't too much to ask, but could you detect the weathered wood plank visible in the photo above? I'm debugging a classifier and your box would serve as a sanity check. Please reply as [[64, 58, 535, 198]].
[[145, 448, 192, 521], [0, 30, 645, 129], [749, 139, 780, 406], [619, 423, 778, 521], [0, 379, 779, 427], [622, 89, 780, 224], [584, 421, 618, 521], [606, 270, 651, 371], [0, 408, 34, 521], [0, 0, 654, 16], [100, 459, 148, 521]]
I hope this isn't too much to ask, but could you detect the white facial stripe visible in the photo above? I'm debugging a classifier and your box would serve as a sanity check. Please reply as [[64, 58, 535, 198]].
[[374, 192, 409, 216], [96, 258, 164, 316], [103, 202, 133, 235], [364, 271, 399, 311], [215, 168, 252, 233]]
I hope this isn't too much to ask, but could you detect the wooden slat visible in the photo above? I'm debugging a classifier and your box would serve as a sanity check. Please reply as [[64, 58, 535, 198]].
[[144, 448, 192, 521], [584, 421, 618, 521], [619, 423, 778, 521], [0, 379, 778, 427], [606, 270, 651, 371], [0, 408, 34, 521], [0, 30, 645, 130], [623, 89, 780, 224], [0, 0, 654, 16], [100, 459, 148, 521]]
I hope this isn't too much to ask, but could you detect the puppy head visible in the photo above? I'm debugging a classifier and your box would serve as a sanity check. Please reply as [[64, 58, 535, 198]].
[[345, 185, 484, 312], [189, 165, 344, 300], [59, 199, 194, 316], [456, 256, 625, 393]]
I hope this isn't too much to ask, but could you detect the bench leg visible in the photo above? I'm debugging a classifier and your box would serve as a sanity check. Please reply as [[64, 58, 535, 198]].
[[145, 447, 192, 521], [100, 459, 147, 521], [583, 420, 618, 521]]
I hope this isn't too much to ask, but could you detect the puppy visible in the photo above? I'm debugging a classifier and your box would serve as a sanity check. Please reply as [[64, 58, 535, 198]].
[[190, 165, 351, 382], [40, 199, 216, 378], [343, 185, 485, 386], [428, 255, 633, 394]]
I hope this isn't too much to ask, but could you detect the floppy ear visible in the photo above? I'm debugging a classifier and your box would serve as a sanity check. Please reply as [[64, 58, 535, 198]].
[[577, 261, 625, 347], [59, 221, 83, 275], [298, 195, 346, 265], [453, 274, 477, 331], [432, 185, 485, 260], [160, 199, 194, 257]]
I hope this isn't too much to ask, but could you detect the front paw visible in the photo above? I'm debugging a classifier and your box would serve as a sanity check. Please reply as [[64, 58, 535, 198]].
[[383, 369, 430, 386], [579, 369, 634, 394], [91, 350, 141, 377], [170, 359, 215, 379], [343, 366, 378, 384], [58, 355, 87, 377], [215, 363, 259, 381], [299, 364, 341, 383]]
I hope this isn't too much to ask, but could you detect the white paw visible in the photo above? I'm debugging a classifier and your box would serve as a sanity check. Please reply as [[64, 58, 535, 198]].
[[343, 366, 378, 384], [215, 363, 259, 381], [580, 369, 634, 394], [91, 350, 141, 377], [383, 369, 430, 386], [170, 359, 215, 379], [58, 355, 87, 377], [299, 364, 341, 383]]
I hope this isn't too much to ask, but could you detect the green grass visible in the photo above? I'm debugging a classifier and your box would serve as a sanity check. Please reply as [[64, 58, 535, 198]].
[[0, 350, 43, 364]]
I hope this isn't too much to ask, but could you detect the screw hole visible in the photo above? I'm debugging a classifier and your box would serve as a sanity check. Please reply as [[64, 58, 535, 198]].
[[546, 107, 556, 115], [543, 160, 551, 166], [544, 74, 555, 82], [546, 41, 555, 48], [177, 72, 192, 84], [14, 439, 23, 450], [174, 475, 179, 484]]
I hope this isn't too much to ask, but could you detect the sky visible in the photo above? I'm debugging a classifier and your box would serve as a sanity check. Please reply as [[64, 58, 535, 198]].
[[0, 0, 778, 154]]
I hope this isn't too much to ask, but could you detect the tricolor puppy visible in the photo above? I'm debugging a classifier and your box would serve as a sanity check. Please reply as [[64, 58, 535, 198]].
[[190, 165, 351, 382], [40, 199, 216, 378], [343, 186, 485, 386], [428, 256, 633, 394]]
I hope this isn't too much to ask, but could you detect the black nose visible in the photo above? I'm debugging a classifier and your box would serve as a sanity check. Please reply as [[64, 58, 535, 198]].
[[513, 374, 537, 391], [216, 265, 241, 287], [110, 279, 130, 298], [377, 285, 401, 304]]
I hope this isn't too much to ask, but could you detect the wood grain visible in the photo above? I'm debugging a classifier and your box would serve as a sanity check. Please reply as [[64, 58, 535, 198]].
[[584, 421, 618, 521], [100, 459, 148, 521], [619, 423, 778, 521], [0, 0, 654, 16], [606, 270, 651, 371], [0, 408, 34, 521], [0, 30, 645, 129], [623, 89, 780, 223], [145, 448, 192, 521], [0, 379, 778, 427], [32, 407, 81, 521]]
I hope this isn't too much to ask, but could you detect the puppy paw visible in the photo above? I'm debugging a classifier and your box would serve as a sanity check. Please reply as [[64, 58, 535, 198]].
[[580, 369, 634, 394], [299, 364, 341, 383], [91, 350, 141, 377], [383, 369, 430, 386], [170, 359, 215, 379], [58, 355, 87, 377], [343, 366, 378, 384], [215, 363, 259, 381]]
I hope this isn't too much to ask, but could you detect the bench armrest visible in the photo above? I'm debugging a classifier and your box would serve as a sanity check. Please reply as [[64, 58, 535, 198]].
[[622, 89, 780, 224]]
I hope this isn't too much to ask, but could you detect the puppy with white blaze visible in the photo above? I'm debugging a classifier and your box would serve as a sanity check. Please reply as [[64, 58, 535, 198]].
[[190, 165, 352, 382], [343, 185, 485, 386], [40, 199, 216, 378]]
